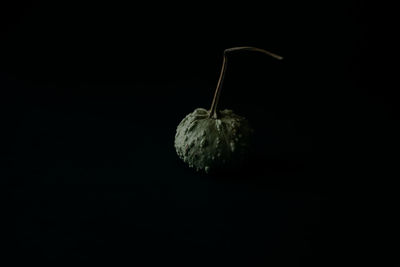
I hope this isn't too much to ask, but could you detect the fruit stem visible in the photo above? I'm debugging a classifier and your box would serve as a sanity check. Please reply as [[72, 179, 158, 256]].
[[208, 46, 283, 119]]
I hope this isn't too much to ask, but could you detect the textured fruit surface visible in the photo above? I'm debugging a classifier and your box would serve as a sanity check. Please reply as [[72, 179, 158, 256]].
[[174, 108, 253, 173]]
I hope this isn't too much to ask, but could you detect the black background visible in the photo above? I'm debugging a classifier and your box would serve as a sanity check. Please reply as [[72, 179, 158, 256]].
[[1, 1, 399, 266]]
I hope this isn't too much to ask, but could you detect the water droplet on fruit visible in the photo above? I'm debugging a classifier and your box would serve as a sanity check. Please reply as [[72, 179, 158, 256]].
[[230, 141, 235, 152], [216, 120, 222, 131]]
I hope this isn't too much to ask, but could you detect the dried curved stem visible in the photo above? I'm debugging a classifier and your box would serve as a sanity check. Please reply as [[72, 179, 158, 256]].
[[208, 46, 283, 119]]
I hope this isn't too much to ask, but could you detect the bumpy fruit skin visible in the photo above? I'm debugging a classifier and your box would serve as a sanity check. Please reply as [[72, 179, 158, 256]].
[[174, 108, 253, 173]]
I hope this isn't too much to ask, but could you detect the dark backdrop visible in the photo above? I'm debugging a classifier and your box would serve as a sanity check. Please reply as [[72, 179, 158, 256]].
[[1, 1, 398, 266]]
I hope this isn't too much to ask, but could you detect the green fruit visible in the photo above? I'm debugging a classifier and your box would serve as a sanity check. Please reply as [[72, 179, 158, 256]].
[[174, 46, 282, 173], [175, 108, 253, 173]]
